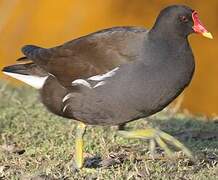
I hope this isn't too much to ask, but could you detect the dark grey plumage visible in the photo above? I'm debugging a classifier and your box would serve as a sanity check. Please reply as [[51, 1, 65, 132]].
[[3, 5, 196, 126]]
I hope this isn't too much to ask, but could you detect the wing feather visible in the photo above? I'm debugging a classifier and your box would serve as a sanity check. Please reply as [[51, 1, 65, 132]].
[[21, 26, 147, 87]]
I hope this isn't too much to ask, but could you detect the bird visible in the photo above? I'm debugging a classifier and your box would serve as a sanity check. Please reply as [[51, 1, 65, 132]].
[[2, 5, 213, 169]]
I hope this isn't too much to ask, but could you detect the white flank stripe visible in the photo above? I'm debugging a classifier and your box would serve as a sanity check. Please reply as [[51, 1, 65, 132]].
[[3, 72, 48, 89], [72, 79, 91, 88], [63, 104, 70, 113], [93, 81, 106, 88], [88, 67, 119, 81], [62, 93, 74, 102]]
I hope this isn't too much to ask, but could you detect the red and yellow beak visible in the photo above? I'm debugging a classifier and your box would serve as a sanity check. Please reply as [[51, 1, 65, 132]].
[[192, 11, 213, 39]]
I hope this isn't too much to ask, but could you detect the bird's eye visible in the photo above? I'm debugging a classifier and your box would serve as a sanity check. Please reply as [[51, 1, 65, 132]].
[[180, 15, 189, 23]]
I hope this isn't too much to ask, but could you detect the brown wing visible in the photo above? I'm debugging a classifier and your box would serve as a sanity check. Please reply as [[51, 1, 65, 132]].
[[21, 26, 147, 87]]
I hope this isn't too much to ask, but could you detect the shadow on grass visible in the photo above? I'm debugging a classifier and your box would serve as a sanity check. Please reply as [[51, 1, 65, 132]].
[[150, 113, 218, 151]]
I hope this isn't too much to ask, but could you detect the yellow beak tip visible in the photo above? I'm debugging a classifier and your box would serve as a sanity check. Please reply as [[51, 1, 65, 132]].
[[202, 32, 213, 39]]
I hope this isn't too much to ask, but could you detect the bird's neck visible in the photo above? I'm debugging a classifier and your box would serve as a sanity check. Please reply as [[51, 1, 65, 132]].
[[141, 30, 192, 67], [147, 26, 190, 55], [148, 27, 188, 43]]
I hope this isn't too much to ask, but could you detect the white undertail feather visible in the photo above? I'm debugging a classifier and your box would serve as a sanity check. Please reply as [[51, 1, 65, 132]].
[[3, 72, 48, 89]]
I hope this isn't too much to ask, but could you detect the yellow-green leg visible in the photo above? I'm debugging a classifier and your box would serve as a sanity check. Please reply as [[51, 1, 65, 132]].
[[74, 122, 86, 169], [118, 128, 192, 158]]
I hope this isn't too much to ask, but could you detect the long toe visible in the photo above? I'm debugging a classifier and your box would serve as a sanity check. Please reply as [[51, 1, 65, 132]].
[[157, 130, 193, 158], [118, 128, 192, 159], [155, 136, 174, 158]]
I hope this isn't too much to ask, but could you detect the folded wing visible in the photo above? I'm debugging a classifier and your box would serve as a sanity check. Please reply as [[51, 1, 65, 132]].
[[21, 26, 147, 87]]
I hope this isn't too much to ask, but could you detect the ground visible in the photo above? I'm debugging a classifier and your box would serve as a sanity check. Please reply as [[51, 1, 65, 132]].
[[0, 81, 217, 180]]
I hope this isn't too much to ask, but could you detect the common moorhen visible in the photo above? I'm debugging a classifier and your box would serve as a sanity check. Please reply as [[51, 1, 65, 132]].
[[2, 5, 213, 168]]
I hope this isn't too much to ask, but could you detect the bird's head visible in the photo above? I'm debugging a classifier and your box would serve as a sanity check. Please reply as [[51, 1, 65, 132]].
[[151, 5, 213, 39]]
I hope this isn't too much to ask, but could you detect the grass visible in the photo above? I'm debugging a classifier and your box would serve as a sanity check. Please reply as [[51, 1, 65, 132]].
[[0, 81, 217, 179]]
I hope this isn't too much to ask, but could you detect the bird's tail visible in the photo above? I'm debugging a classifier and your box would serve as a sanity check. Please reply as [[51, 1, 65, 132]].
[[2, 62, 49, 89], [21, 45, 51, 66]]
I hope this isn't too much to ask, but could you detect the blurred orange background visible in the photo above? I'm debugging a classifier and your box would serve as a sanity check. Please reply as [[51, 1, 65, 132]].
[[0, 0, 217, 115]]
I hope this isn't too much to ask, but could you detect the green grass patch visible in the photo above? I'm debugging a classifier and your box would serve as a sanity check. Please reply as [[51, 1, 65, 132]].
[[0, 81, 217, 179]]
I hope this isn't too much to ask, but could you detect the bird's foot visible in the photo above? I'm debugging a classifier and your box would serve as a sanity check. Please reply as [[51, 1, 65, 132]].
[[118, 128, 192, 159]]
